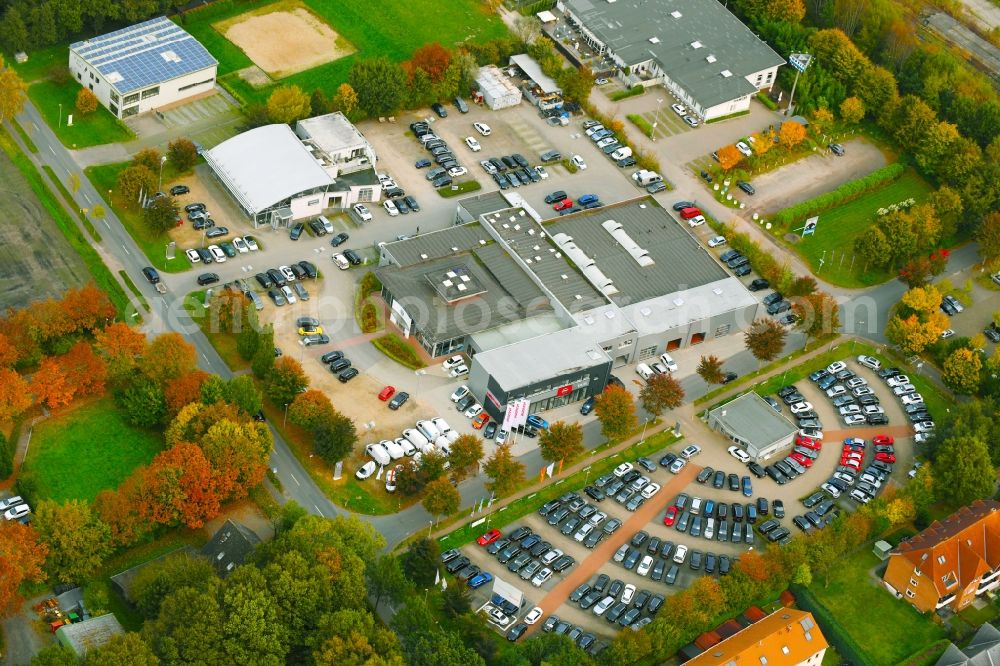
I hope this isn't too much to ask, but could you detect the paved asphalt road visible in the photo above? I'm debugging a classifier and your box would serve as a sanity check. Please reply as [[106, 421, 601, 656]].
[[10, 92, 984, 549]]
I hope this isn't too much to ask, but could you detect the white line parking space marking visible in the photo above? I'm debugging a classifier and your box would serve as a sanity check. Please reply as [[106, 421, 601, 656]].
[[121, 245, 130, 255]]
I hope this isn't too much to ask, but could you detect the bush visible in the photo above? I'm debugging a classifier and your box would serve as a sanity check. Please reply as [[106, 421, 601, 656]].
[[757, 92, 779, 110], [0, 431, 13, 480], [627, 113, 654, 137], [610, 86, 644, 102], [360, 303, 379, 334], [774, 163, 906, 227], [371, 334, 426, 369]]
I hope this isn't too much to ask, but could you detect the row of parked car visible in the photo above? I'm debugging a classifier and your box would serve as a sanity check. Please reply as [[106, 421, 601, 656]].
[[477, 523, 577, 586], [583, 119, 637, 170], [355, 417, 460, 479], [794, 494, 839, 532], [251, 262, 319, 309], [569, 574, 666, 636], [480, 153, 548, 191], [663, 492, 771, 547], [1, 495, 30, 522], [539, 490, 623, 551], [411, 120, 465, 189]]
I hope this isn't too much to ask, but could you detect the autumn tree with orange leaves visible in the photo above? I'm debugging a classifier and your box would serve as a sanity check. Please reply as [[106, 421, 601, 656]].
[[140, 332, 196, 386], [141, 442, 222, 529], [59, 284, 115, 333], [62, 341, 107, 398], [717, 144, 744, 171], [0, 521, 48, 618], [288, 389, 336, 431], [0, 367, 31, 422], [0, 332, 18, 367], [409, 43, 452, 82], [94, 321, 147, 385], [164, 369, 210, 417], [32, 357, 74, 409]]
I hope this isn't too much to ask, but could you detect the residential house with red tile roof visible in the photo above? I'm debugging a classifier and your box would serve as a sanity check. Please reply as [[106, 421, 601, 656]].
[[882, 500, 1000, 613]]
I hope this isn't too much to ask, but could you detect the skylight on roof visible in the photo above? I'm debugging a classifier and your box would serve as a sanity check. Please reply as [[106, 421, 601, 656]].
[[690, 41, 703, 49], [706, 54, 717, 63], [721, 70, 733, 77], [106, 72, 124, 84], [671, 10, 682, 18], [649, 37, 660, 44], [161, 50, 181, 63]]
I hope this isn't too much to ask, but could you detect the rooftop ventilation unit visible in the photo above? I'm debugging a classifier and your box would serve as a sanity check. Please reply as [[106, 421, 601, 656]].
[[721, 70, 733, 77], [649, 37, 660, 44], [690, 41, 703, 49], [583, 315, 594, 325], [671, 10, 682, 18], [713, 287, 723, 295], [672, 297, 684, 306], [420, 253, 428, 259], [706, 54, 716, 63]]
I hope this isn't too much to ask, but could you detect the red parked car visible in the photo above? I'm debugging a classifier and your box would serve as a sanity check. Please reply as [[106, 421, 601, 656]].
[[790, 452, 813, 468], [796, 436, 821, 450], [663, 505, 678, 526], [552, 198, 574, 211], [476, 529, 502, 546], [378, 386, 396, 401], [873, 435, 894, 446], [875, 452, 897, 464], [679, 207, 703, 219]]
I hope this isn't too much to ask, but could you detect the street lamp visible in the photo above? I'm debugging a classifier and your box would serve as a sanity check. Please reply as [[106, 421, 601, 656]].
[[157, 155, 167, 192], [283, 403, 289, 428], [653, 98, 663, 140], [640, 417, 650, 444]]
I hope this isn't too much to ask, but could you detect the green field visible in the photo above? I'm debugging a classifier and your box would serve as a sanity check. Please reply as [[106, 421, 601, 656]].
[[180, 0, 510, 105], [86, 162, 190, 273], [787, 169, 933, 288], [26, 80, 134, 149], [24, 397, 162, 502], [811, 549, 946, 665]]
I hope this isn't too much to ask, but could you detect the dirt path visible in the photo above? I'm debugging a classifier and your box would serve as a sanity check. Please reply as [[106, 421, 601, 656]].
[[526, 462, 699, 637]]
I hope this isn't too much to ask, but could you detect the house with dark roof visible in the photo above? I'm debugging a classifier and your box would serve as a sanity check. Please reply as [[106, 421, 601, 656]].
[[935, 623, 1000, 666], [202, 519, 262, 578], [69, 17, 217, 119], [557, 0, 784, 120], [882, 500, 1000, 613]]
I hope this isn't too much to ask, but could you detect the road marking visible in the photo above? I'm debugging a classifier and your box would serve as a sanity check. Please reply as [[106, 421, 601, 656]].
[[314, 504, 325, 516], [103, 220, 110, 229], [121, 245, 130, 255], [83, 193, 92, 204], [48, 145, 55, 155], [289, 473, 300, 486], [202, 353, 210, 362]]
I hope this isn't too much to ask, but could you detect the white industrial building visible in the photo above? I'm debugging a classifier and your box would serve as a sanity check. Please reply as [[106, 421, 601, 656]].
[[557, 0, 784, 121], [69, 16, 217, 119], [205, 114, 381, 228], [708, 393, 796, 462], [475, 65, 522, 110]]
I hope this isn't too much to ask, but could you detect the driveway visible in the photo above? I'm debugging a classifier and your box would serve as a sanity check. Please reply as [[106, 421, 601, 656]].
[[1, 595, 53, 666], [746, 140, 887, 216]]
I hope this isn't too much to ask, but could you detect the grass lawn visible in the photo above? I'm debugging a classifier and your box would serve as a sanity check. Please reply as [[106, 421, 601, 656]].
[[10, 44, 68, 83], [26, 80, 134, 149], [811, 549, 946, 665], [86, 162, 190, 273], [180, 0, 509, 105], [24, 396, 162, 502], [785, 169, 934, 288]]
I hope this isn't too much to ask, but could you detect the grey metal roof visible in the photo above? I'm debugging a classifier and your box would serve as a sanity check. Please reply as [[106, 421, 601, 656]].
[[563, 0, 784, 108], [474, 326, 611, 391], [509, 54, 560, 94], [56, 614, 124, 655], [458, 191, 514, 220], [201, 519, 261, 579], [71, 17, 217, 94], [475, 243, 551, 310], [935, 624, 1000, 666], [547, 200, 729, 305], [204, 125, 333, 215], [381, 224, 492, 268], [376, 254, 552, 344], [709, 393, 796, 448], [336, 167, 380, 188], [481, 208, 606, 313]]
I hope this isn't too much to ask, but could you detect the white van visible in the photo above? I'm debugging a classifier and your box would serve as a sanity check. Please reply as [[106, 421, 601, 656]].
[[319, 216, 334, 234], [659, 353, 678, 372], [332, 254, 350, 270], [636, 363, 654, 380], [631, 170, 662, 187], [611, 146, 633, 161], [365, 443, 391, 466], [382, 439, 405, 460], [416, 420, 440, 441], [403, 428, 429, 450]]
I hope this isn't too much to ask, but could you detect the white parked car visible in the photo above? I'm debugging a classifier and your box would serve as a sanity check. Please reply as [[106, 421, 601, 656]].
[[416, 420, 440, 441], [940, 328, 955, 339], [728, 446, 751, 464], [448, 166, 468, 177], [395, 437, 417, 457], [681, 444, 702, 459], [736, 141, 753, 157], [432, 417, 452, 433], [355, 461, 377, 480], [826, 385, 846, 398], [473, 122, 491, 136], [383, 200, 399, 217], [857, 355, 881, 370], [464, 403, 483, 418], [641, 482, 661, 499], [279, 265, 296, 282], [541, 548, 563, 565], [403, 428, 429, 450], [707, 236, 727, 247], [353, 203, 373, 221], [622, 584, 636, 604], [571, 154, 587, 170], [673, 544, 689, 564], [332, 253, 349, 270], [243, 236, 259, 251], [843, 414, 867, 426], [208, 244, 226, 262], [185, 248, 200, 263], [280, 285, 296, 304], [613, 462, 634, 477], [798, 428, 823, 440], [822, 482, 842, 498], [669, 458, 687, 474], [3, 503, 29, 521], [450, 386, 470, 402], [827, 361, 847, 374], [0, 496, 24, 512], [465, 137, 481, 152], [893, 384, 916, 396], [232, 236, 249, 253], [902, 393, 924, 406], [914, 421, 935, 433], [442, 355, 465, 370], [524, 607, 543, 625], [449, 364, 469, 378], [838, 404, 861, 416], [671, 103, 687, 116], [790, 401, 813, 414], [534, 165, 549, 179], [659, 353, 678, 372], [593, 596, 615, 616], [687, 215, 706, 227], [887, 375, 910, 387]]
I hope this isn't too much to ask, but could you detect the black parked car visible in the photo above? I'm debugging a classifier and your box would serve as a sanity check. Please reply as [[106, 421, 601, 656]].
[[431, 102, 448, 117]]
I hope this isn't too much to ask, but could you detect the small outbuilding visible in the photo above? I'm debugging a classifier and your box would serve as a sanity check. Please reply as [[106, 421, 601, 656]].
[[56, 614, 124, 656], [474, 65, 522, 110], [708, 393, 796, 462]]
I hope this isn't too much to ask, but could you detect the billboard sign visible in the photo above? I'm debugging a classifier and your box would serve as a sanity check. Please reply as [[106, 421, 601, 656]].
[[789, 52, 812, 73], [485, 390, 501, 409], [802, 216, 818, 237], [556, 384, 573, 397], [501, 403, 516, 431]]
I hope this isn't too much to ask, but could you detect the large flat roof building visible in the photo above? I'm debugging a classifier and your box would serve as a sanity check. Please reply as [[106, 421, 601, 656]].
[[557, 0, 784, 120], [377, 196, 759, 421], [708, 393, 797, 462], [69, 17, 217, 119]]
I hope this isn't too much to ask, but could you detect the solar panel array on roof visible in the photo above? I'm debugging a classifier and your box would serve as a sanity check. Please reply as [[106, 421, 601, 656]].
[[71, 17, 217, 94]]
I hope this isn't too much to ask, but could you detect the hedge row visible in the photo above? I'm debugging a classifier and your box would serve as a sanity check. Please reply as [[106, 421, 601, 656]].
[[627, 113, 654, 137], [724, 225, 795, 293], [774, 162, 906, 227], [610, 86, 645, 102], [372, 333, 426, 370], [791, 584, 876, 666]]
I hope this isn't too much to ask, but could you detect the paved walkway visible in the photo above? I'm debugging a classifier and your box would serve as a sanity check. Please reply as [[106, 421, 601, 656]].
[[527, 462, 700, 636]]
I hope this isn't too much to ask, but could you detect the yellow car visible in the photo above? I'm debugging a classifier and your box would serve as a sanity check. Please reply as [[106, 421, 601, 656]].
[[298, 325, 324, 336]]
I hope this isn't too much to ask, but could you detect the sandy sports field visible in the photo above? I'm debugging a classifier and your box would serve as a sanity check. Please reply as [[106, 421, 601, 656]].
[[215, 2, 355, 78]]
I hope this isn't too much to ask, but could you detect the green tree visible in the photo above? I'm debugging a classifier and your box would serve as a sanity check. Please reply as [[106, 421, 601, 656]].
[[594, 385, 638, 441], [639, 373, 685, 417], [538, 421, 585, 463], [744, 318, 787, 364], [977, 212, 1000, 264], [288, 389, 336, 431], [402, 538, 440, 587], [29, 645, 78, 666], [0, 8, 29, 54], [143, 195, 179, 234], [696, 355, 725, 384], [942, 347, 983, 394], [855, 226, 892, 269], [34, 499, 112, 584], [349, 57, 407, 118], [928, 186, 964, 240], [442, 583, 471, 618], [793, 562, 813, 586], [313, 413, 357, 464], [266, 357, 308, 408], [313, 609, 404, 666], [483, 444, 525, 497], [237, 322, 260, 361], [223, 375, 262, 415], [84, 632, 159, 666], [131, 551, 217, 618], [144, 585, 225, 664], [557, 64, 595, 104], [220, 566, 290, 663], [407, 630, 486, 666], [117, 376, 167, 427], [839, 95, 865, 123], [251, 325, 276, 379], [448, 434, 483, 480], [167, 138, 199, 172], [934, 435, 995, 506], [266, 85, 311, 124], [367, 555, 411, 611], [422, 477, 460, 519]]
